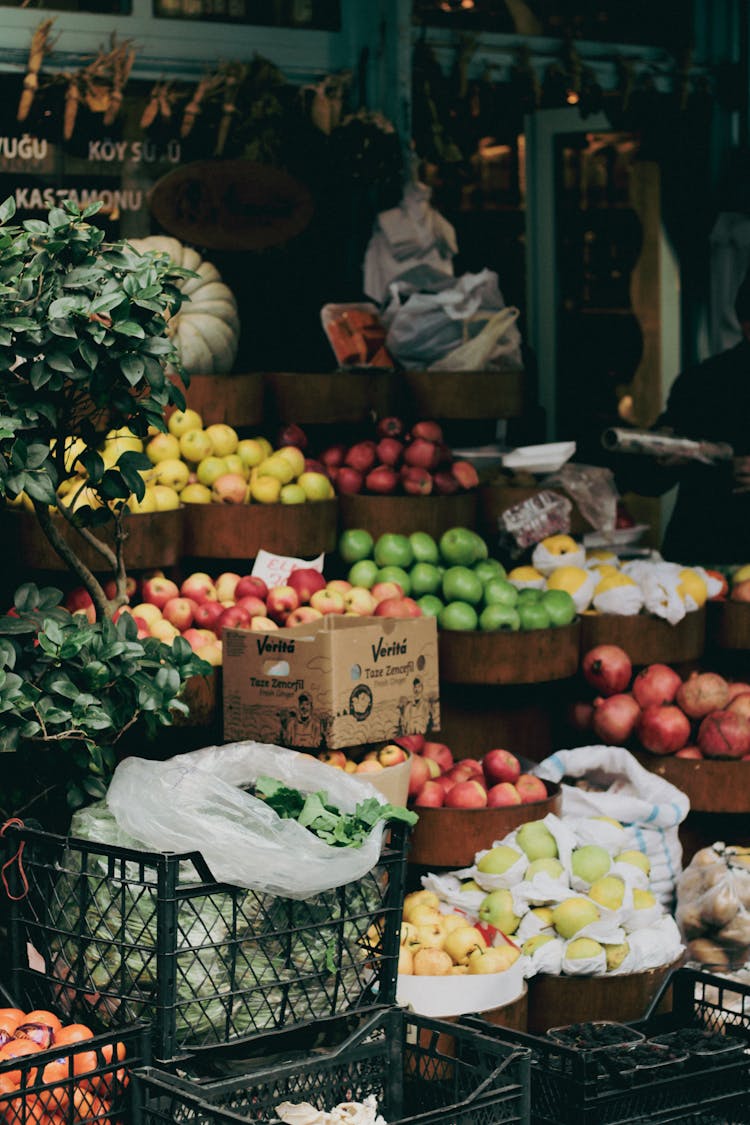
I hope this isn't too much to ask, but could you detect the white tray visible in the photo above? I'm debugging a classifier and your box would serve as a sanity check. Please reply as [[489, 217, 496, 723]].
[[502, 442, 576, 475]]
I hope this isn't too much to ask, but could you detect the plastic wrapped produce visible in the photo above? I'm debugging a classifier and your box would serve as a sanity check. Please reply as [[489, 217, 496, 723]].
[[676, 844, 750, 970]]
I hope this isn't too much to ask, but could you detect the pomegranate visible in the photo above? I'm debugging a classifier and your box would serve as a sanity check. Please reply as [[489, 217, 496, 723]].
[[592, 693, 641, 744], [727, 693, 750, 721], [675, 672, 730, 719], [675, 745, 703, 759], [698, 710, 750, 759], [582, 644, 632, 696], [636, 705, 691, 755], [726, 681, 750, 701], [632, 663, 682, 708], [567, 700, 594, 733]]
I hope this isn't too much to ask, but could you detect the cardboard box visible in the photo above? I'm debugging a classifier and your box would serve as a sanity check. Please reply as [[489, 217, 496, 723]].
[[223, 615, 440, 750]]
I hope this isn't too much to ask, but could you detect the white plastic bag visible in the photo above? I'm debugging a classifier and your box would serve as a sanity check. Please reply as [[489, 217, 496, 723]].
[[363, 180, 457, 303], [534, 746, 689, 908], [382, 268, 522, 370], [106, 742, 388, 898]]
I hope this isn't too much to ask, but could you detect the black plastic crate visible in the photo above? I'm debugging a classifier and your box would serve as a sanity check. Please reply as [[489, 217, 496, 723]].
[[3, 821, 408, 1065], [0, 1021, 149, 1125], [131, 1006, 532, 1125], [463, 968, 750, 1125]]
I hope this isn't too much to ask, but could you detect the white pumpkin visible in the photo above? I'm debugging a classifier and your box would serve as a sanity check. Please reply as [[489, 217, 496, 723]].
[[128, 235, 240, 375]]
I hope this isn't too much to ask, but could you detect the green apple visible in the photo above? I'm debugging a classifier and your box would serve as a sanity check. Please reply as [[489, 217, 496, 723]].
[[258, 455, 295, 485], [196, 456, 229, 486], [552, 897, 600, 939], [439, 526, 479, 566], [468, 530, 489, 560], [517, 587, 543, 605], [409, 562, 442, 597], [280, 483, 307, 504], [374, 533, 413, 569], [542, 588, 577, 627], [525, 857, 565, 881], [566, 937, 604, 960], [339, 529, 374, 564], [518, 601, 551, 631], [516, 822, 558, 860], [522, 933, 555, 957], [297, 472, 334, 500], [409, 531, 439, 564], [589, 875, 625, 911], [476, 845, 524, 875], [571, 845, 611, 884], [439, 601, 478, 631], [348, 559, 379, 588], [474, 558, 506, 584], [616, 850, 651, 876], [604, 941, 630, 971], [478, 889, 520, 934], [461, 879, 482, 893], [483, 578, 519, 608], [479, 604, 520, 632], [377, 565, 411, 595], [442, 566, 483, 605], [417, 594, 444, 618]]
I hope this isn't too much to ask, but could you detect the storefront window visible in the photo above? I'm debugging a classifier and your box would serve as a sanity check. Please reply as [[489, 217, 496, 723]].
[[152, 0, 341, 28]]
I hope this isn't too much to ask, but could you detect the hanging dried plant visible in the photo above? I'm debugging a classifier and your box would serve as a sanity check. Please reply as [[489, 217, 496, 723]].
[[140, 80, 176, 130], [17, 18, 56, 123], [303, 70, 351, 135], [102, 40, 135, 126], [215, 62, 248, 156], [181, 70, 222, 139]]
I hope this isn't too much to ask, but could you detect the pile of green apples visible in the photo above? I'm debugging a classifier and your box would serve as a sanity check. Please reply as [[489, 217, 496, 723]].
[[338, 526, 577, 632]]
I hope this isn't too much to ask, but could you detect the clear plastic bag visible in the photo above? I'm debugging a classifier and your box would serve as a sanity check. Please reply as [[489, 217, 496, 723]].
[[541, 464, 619, 533], [106, 742, 388, 898], [676, 844, 750, 970]]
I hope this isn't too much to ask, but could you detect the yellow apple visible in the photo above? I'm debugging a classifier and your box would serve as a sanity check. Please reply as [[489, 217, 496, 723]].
[[126, 488, 158, 514], [179, 429, 213, 464], [196, 641, 223, 667], [146, 432, 181, 465], [223, 454, 248, 479], [236, 439, 266, 470], [274, 446, 306, 479], [280, 484, 307, 504], [180, 482, 212, 505], [205, 423, 238, 457], [131, 602, 163, 626], [250, 475, 281, 504], [149, 619, 180, 643], [196, 456, 229, 487], [403, 890, 440, 919], [151, 459, 190, 492], [412, 948, 452, 976], [257, 455, 295, 486], [168, 408, 203, 437], [151, 484, 181, 511], [297, 472, 334, 501]]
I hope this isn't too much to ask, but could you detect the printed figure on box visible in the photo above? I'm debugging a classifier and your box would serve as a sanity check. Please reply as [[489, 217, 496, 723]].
[[398, 676, 438, 736], [279, 692, 327, 747]]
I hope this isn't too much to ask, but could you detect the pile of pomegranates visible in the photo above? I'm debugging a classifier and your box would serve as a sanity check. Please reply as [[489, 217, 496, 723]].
[[569, 644, 750, 760]]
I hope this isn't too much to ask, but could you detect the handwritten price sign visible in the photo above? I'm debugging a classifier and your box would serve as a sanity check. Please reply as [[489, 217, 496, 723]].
[[251, 549, 325, 588]]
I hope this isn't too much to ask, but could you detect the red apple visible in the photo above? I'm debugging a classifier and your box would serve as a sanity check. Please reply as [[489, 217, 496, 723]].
[[304, 458, 327, 475], [250, 616, 279, 632], [366, 465, 399, 494], [376, 437, 404, 466], [162, 596, 197, 631], [451, 460, 479, 490], [345, 441, 378, 474], [214, 572, 242, 603], [235, 595, 268, 618], [376, 416, 405, 439], [319, 750, 347, 769], [424, 757, 442, 779], [444, 780, 488, 808], [636, 704, 691, 755], [378, 744, 408, 767], [632, 663, 682, 708], [400, 466, 433, 495], [446, 762, 483, 786], [265, 585, 300, 621], [182, 627, 211, 651], [414, 780, 444, 807], [216, 604, 252, 637], [287, 567, 327, 605], [103, 576, 137, 601], [433, 471, 460, 495], [487, 782, 523, 807], [582, 644, 632, 697], [482, 748, 521, 787], [193, 600, 225, 632], [411, 420, 443, 443], [278, 422, 308, 450], [320, 444, 347, 470], [373, 595, 422, 618], [310, 589, 345, 615], [403, 437, 441, 471], [143, 576, 180, 609], [396, 733, 425, 754], [64, 587, 96, 623], [408, 755, 432, 798], [371, 581, 403, 603], [434, 774, 456, 797], [286, 606, 324, 627], [422, 741, 454, 773], [234, 575, 268, 601], [180, 573, 218, 605], [336, 466, 364, 494], [515, 774, 548, 804]]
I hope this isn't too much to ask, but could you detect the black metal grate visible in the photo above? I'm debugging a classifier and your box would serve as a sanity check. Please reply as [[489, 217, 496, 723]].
[[132, 1007, 531, 1125], [4, 822, 407, 1064]]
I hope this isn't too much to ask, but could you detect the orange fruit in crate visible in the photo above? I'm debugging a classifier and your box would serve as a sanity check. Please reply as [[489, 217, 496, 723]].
[[1, 1090, 51, 1124], [0, 1012, 26, 1036], [53, 1026, 94, 1048], [87, 1041, 128, 1099], [72, 1086, 111, 1124], [36, 1058, 75, 1115], [0, 1039, 44, 1085]]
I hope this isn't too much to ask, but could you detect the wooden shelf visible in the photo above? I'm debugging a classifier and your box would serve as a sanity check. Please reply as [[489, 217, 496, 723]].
[[175, 373, 264, 428], [2, 508, 184, 572], [182, 498, 338, 559], [633, 749, 750, 814], [404, 369, 524, 420], [438, 620, 580, 685], [338, 492, 478, 541], [579, 608, 706, 666], [263, 371, 397, 424], [406, 781, 562, 868], [707, 600, 750, 650], [526, 960, 680, 1035]]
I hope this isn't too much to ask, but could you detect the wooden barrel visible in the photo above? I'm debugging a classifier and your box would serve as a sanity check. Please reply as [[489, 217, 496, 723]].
[[2, 508, 184, 572], [479, 483, 588, 537], [438, 620, 580, 685], [174, 671, 220, 728], [407, 781, 562, 868], [579, 608, 706, 666], [481, 984, 528, 1033], [633, 749, 750, 814], [707, 600, 750, 650], [175, 373, 263, 427], [338, 492, 477, 541], [403, 370, 524, 419], [437, 681, 561, 765], [526, 960, 680, 1034], [264, 371, 397, 424], [182, 499, 338, 559]]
